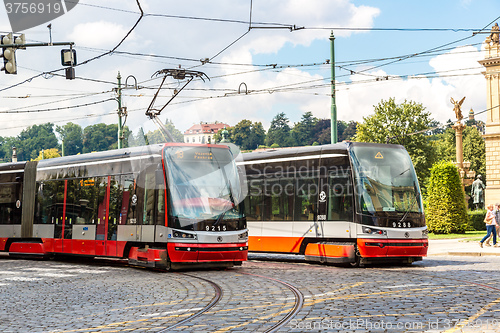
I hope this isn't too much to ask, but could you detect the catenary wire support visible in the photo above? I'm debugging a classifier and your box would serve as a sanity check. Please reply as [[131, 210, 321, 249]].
[[145, 68, 209, 142]]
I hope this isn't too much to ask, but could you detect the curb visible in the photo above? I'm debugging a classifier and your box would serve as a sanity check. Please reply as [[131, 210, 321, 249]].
[[428, 251, 500, 257]]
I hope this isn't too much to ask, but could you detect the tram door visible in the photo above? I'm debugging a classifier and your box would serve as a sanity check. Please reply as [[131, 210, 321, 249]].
[[95, 177, 110, 256], [53, 181, 65, 252]]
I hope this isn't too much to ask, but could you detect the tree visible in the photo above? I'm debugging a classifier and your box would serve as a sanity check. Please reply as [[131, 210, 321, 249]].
[[355, 98, 436, 189], [291, 112, 318, 146], [145, 119, 184, 144], [0, 136, 19, 163], [33, 148, 61, 161], [431, 127, 455, 163], [17, 123, 59, 161], [56, 122, 83, 156], [266, 113, 293, 147], [341, 121, 357, 141], [463, 125, 486, 179], [309, 119, 357, 145], [213, 120, 266, 150], [83, 123, 117, 153], [426, 161, 468, 234]]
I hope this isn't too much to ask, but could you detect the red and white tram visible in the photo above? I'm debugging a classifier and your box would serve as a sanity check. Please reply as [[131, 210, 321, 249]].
[[240, 142, 428, 266], [0, 143, 248, 269]]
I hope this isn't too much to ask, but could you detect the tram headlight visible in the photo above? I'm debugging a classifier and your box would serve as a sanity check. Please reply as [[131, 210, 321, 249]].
[[238, 231, 248, 241], [172, 230, 197, 239], [362, 226, 387, 236]]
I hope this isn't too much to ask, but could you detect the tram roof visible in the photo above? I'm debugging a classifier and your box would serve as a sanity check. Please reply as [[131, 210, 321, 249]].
[[36, 144, 166, 168], [241, 142, 406, 163], [0, 161, 27, 172], [242, 142, 348, 162]]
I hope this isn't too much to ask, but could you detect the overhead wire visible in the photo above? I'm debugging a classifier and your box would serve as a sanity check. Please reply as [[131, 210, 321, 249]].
[[0, 98, 115, 113], [0, 0, 144, 93]]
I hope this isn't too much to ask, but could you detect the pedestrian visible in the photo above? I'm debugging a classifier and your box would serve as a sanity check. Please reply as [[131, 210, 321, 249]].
[[486, 203, 500, 246], [480, 204, 498, 248]]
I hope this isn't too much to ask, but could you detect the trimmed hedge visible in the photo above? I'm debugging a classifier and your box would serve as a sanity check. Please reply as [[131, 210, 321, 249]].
[[426, 161, 469, 234], [467, 209, 486, 231]]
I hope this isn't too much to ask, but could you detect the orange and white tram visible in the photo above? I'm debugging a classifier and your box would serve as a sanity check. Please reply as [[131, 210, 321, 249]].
[[0, 143, 248, 269], [239, 142, 428, 266]]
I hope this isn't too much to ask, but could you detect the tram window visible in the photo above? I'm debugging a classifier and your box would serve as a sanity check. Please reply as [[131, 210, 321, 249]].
[[143, 170, 156, 225], [245, 179, 263, 221], [327, 174, 353, 221], [108, 175, 122, 240], [95, 177, 108, 240], [0, 181, 22, 225], [78, 178, 97, 225], [262, 179, 294, 221], [295, 177, 318, 221], [121, 175, 137, 225], [35, 181, 61, 225], [156, 174, 166, 226]]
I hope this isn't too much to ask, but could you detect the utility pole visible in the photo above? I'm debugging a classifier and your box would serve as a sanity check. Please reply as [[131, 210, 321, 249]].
[[116, 72, 123, 149], [330, 31, 337, 144]]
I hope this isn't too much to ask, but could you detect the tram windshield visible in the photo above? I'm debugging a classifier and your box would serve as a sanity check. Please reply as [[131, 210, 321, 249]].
[[350, 146, 423, 215], [164, 145, 245, 231]]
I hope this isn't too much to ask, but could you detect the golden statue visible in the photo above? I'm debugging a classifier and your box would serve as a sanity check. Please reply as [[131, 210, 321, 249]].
[[490, 23, 499, 44], [450, 96, 466, 121]]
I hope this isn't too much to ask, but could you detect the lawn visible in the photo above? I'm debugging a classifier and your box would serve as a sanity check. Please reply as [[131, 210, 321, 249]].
[[428, 230, 485, 240]]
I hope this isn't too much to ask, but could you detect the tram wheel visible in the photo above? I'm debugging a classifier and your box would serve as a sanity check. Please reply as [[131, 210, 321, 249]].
[[349, 255, 361, 268]]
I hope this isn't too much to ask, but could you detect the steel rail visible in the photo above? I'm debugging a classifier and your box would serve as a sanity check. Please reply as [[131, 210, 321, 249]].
[[240, 272, 304, 332], [157, 273, 223, 332]]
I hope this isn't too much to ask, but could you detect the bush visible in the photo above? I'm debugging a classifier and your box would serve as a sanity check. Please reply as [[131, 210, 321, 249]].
[[467, 209, 486, 231], [270, 143, 280, 148], [426, 161, 469, 234]]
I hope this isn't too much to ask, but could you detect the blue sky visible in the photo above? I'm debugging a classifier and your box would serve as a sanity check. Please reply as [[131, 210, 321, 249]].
[[1, 0, 499, 139]]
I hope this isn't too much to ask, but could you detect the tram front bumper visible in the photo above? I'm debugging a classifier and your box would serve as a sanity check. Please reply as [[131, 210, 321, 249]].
[[357, 238, 428, 258], [167, 242, 248, 262]]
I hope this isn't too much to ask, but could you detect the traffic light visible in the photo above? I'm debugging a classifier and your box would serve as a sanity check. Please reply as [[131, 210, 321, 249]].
[[1, 33, 25, 74], [1, 33, 16, 74]]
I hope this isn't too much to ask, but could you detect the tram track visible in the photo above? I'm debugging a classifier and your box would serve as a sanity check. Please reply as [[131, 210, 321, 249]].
[[240, 271, 304, 332], [157, 272, 223, 332]]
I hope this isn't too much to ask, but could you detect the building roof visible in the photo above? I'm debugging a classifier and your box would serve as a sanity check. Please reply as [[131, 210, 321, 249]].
[[184, 122, 229, 135]]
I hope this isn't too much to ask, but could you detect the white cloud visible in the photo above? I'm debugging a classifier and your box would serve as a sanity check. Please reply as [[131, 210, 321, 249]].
[[0, 0, 489, 145], [68, 21, 132, 48], [335, 45, 486, 125]]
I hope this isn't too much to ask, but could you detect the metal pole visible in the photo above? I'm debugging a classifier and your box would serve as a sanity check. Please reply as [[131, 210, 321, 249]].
[[117, 72, 123, 149], [330, 31, 337, 144]]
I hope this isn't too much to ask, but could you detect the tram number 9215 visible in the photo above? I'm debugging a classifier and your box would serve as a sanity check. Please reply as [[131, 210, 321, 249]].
[[206, 225, 227, 231], [393, 221, 412, 228]]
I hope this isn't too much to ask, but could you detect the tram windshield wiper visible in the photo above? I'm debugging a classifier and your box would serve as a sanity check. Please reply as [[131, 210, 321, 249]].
[[399, 182, 420, 222]]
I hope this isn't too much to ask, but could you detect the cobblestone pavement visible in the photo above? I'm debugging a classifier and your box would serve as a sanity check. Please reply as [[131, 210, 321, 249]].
[[1, 255, 500, 333]]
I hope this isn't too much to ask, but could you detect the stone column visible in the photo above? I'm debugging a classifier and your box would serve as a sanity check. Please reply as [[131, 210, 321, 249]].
[[479, 24, 500, 204], [453, 122, 465, 169]]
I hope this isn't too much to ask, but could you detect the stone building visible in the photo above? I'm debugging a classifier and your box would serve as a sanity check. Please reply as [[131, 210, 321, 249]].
[[479, 23, 500, 204], [183, 121, 229, 144]]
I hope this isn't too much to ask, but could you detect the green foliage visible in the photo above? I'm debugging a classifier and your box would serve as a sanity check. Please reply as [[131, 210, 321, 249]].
[[467, 209, 486, 231], [56, 122, 83, 156], [431, 127, 455, 163], [270, 143, 280, 148], [266, 112, 293, 147], [143, 119, 184, 144], [426, 161, 469, 234], [213, 120, 266, 150], [291, 111, 318, 146], [17, 123, 59, 161], [354, 98, 436, 190], [463, 125, 486, 178], [82, 123, 119, 153]]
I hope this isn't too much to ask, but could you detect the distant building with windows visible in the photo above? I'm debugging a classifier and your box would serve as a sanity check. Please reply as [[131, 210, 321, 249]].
[[184, 121, 229, 144]]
